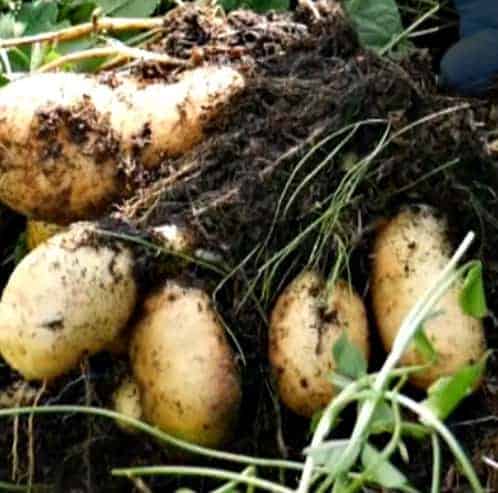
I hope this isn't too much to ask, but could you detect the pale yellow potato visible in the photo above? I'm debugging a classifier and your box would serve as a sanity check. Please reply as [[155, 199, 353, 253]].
[[130, 281, 241, 448], [0, 67, 245, 223], [26, 219, 65, 251], [113, 374, 143, 433], [371, 207, 486, 389], [269, 271, 369, 418], [0, 223, 138, 380]]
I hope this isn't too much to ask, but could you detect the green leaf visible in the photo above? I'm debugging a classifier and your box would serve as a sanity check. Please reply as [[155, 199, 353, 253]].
[[460, 261, 487, 318], [97, 0, 160, 17], [413, 325, 437, 363], [342, 0, 409, 55], [423, 355, 489, 421], [370, 401, 394, 432], [361, 443, 408, 489], [17, 1, 67, 36], [332, 331, 367, 380], [305, 440, 348, 468], [0, 13, 24, 39], [0, 73, 9, 87]]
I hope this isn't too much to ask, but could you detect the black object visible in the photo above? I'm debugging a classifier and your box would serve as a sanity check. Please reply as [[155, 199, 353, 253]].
[[439, 0, 498, 95]]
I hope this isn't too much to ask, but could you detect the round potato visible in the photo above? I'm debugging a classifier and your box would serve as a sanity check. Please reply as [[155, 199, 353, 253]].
[[113, 374, 143, 433], [371, 207, 486, 389], [130, 281, 241, 448], [26, 219, 65, 251], [0, 67, 245, 223], [0, 223, 138, 380], [269, 270, 369, 418]]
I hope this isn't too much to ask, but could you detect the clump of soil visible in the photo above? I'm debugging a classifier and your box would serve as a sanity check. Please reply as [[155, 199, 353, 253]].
[[2, 1, 498, 491]]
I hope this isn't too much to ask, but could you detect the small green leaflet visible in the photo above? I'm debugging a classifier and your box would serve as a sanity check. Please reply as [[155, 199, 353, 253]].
[[332, 331, 367, 380], [423, 354, 488, 421], [361, 443, 409, 489], [459, 261, 487, 318], [0, 73, 10, 87], [97, 0, 160, 17], [413, 325, 437, 364], [342, 0, 409, 55], [304, 440, 348, 468]]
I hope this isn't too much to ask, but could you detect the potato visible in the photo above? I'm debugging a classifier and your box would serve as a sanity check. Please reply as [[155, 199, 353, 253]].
[[26, 219, 65, 251], [371, 207, 486, 389], [0, 67, 244, 223], [130, 281, 241, 447], [113, 374, 143, 433], [269, 271, 369, 418], [0, 223, 138, 380]]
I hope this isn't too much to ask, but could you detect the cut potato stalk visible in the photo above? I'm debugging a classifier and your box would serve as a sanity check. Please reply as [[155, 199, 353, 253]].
[[0, 67, 245, 223], [130, 281, 241, 448], [269, 271, 369, 418], [0, 223, 138, 380], [371, 207, 487, 389]]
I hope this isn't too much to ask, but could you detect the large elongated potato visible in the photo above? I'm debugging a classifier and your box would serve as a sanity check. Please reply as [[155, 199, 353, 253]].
[[0, 223, 137, 380], [0, 67, 244, 223], [372, 208, 486, 389], [130, 281, 241, 448], [269, 271, 369, 417]]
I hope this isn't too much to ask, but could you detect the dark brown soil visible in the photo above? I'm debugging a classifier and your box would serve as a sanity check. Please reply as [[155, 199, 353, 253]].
[[2, 1, 498, 491]]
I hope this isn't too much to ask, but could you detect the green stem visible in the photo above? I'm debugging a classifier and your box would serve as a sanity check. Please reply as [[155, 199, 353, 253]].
[[211, 466, 256, 493], [388, 393, 483, 493], [0, 406, 304, 472], [112, 466, 292, 493], [431, 433, 441, 493]]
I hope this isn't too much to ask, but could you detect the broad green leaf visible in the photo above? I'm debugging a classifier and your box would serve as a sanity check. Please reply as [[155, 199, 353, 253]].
[[361, 443, 408, 489], [332, 331, 367, 380], [342, 0, 409, 55], [97, 0, 160, 17], [17, 1, 67, 36], [423, 355, 488, 421], [459, 261, 487, 318], [413, 326, 437, 363]]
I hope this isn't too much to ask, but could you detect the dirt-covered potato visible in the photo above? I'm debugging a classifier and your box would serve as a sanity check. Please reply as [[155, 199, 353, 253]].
[[0, 223, 138, 380], [269, 271, 369, 417], [26, 219, 64, 251], [0, 67, 245, 224], [372, 207, 487, 389], [113, 374, 143, 433], [130, 281, 241, 447]]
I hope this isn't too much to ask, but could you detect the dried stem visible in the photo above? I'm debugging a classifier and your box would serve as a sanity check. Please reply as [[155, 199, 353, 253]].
[[0, 17, 165, 50], [37, 45, 188, 72]]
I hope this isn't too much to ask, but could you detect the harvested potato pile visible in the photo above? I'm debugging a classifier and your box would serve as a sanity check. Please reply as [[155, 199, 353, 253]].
[[0, 2, 497, 490], [0, 66, 244, 223]]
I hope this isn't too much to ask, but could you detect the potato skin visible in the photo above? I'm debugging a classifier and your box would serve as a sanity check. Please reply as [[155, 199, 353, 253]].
[[26, 220, 64, 251], [269, 271, 369, 417], [0, 67, 244, 223], [372, 208, 486, 389], [0, 223, 137, 380], [113, 375, 143, 433], [130, 282, 241, 448]]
